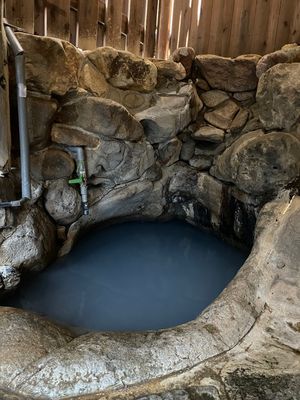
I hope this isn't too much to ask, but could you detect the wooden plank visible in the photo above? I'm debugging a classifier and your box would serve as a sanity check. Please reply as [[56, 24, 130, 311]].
[[78, 0, 99, 50], [144, 0, 158, 57], [157, 0, 172, 59], [97, 0, 106, 47], [274, 0, 298, 51], [188, 0, 199, 51], [178, 0, 191, 47], [0, 0, 11, 171], [196, 0, 214, 54], [5, 0, 34, 33], [46, 0, 70, 41], [228, 0, 257, 57], [105, 0, 123, 49], [289, 0, 300, 44], [34, 0, 45, 36], [248, 0, 270, 55], [207, 0, 223, 55], [264, 0, 282, 54], [170, 0, 183, 53], [127, 0, 146, 54], [219, 0, 235, 56], [70, 6, 77, 45]]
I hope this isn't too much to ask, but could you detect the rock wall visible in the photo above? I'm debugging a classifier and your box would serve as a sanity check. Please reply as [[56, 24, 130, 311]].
[[0, 34, 299, 291]]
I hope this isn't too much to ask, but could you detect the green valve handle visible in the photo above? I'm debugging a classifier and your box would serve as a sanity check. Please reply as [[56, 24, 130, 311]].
[[69, 177, 83, 185]]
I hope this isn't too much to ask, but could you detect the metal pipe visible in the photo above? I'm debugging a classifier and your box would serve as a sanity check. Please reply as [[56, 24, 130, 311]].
[[68, 146, 89, 216], [0, 22, 31, 208], [5, 25, 31, 200]]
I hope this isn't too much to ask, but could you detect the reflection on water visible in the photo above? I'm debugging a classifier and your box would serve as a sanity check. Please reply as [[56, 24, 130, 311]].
[[2, 220, 247, 331]]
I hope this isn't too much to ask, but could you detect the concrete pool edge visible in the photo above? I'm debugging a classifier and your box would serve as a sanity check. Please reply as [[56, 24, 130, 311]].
[[0, 194, 299, 399]]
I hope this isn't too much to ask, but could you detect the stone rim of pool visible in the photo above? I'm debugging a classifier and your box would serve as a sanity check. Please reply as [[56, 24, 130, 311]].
[[0, 196, 299, 400]]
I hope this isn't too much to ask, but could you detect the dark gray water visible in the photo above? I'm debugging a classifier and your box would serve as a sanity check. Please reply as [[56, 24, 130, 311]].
[[3, 221, 247, 331]]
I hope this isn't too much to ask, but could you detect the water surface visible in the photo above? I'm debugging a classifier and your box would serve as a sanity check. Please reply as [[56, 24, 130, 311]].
[[3, 220, 247, 331]]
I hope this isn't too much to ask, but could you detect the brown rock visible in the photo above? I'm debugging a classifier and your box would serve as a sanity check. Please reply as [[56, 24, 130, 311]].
[[195, 78, 210, 91], [195, 54, 260, 92], [150, 59, 186, 81], [31, 148, 75, 181], [204, 100, 239, 129], [86, 46, 157, 92], [200, 90, 230, 108], [189, 156, 212, 170], [16, 33, 83, 95], [158, 138, 182, 166], [256, 44, 300, 78], [229, 109, 249, 133], [51, 124, 100, 148], [78, 59, 109, 97], [26, 91, 58, 151], [55, 96, 144, 141], [192, 125, 224, 143], [170, 47, 195, 75]]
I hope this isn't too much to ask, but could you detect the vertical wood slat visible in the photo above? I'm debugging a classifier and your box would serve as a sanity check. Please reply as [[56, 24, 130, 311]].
[[144, 0, 158, 57], [34, 0, 45, 36], [46, 0, 70, 41], [127, 0, 145, 54], [228, 0, 257, 57], [157, 0, 172, 59], [0, 0, 10, 171], [170, 0, 183, 53], [188, 0, 199, 50], [264, 0, 282, 54], [97, 0, 106, 47], [77, 0, 98, 50], [248, 0, 270, 55], [290, 0, 300, 44], [178, 0, 191, 47], [105, 0, 123, 49], [5, 0, 35, 33], [196, 0, 214, 54], [274, 0, 298, 51]]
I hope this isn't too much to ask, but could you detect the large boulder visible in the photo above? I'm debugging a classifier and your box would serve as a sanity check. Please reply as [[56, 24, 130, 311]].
[[15, 33, 83, 96], [256, 63, 300, 131], [51, 124, 100, 148], [86, 46, 157, 92], [0, 206, 56, 271], [210, 131, 300, 196], [256, 43, 300, 78], [78, 59, 109, 97], [27, 91, 58, 150], [55, 96, 144, 141], [86, 138, 155, 185], [194, 54, 260, 92], [44, 179, 82, 225], [170, 47, 195, 75]]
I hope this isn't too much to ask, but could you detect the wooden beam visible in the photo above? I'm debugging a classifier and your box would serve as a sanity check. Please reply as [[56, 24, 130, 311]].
[[78, 0, 99, 50], [196, 0, 213, 54], [34, 0, 45, 36], [178, 0, 191, 47], [5, 0, 34, 33], [188, 0, 199, 51], [274, 0, 298, 51], [105, 0, 123, 49], [170, 0, 183, 53], [0, 0, 11, 172], [46, 0, 70, 41], [144, 0, 158, 57], [157, 0, 172, 59]]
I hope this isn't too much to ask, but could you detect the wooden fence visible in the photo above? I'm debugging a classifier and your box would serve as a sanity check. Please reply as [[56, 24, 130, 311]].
[[4, 0, 300, 58]]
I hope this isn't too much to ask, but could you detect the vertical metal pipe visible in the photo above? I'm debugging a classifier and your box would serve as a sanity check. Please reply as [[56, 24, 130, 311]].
[[5, 26, 31, 199]]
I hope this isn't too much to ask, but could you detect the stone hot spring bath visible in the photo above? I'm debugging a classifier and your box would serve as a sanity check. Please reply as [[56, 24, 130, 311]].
[[3, 220, 247, 331]]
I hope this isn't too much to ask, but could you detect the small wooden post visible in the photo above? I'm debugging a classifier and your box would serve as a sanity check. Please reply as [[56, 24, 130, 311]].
[[144, 0, 158, 57], [0, 0, 11, 172], [105, 0, 123, 49], [78, 0, 99, 50], [157, 0, 172, 59]]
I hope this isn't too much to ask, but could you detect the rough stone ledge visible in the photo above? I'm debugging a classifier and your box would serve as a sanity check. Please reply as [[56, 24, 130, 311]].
[[0, 195, 299, 399]]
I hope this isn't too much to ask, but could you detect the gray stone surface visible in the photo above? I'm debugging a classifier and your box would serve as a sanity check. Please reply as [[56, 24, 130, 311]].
[[195, 54, 260, 92], [55, 96, 144, 141], [211, 131, 300, 196], [0, 266, 20, 292], [86, 46, 157, 92], [0, 206, 56, 272], [158, 138, 182, 166], [51, 123, 100, 148], [256, 63, 300, 131], [44, 179, 82, 225]]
